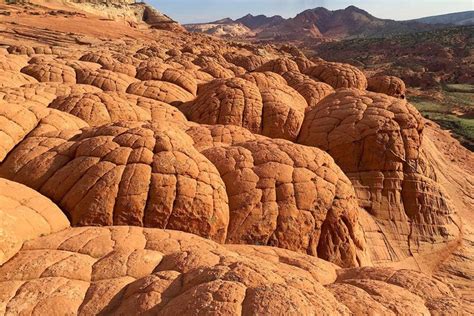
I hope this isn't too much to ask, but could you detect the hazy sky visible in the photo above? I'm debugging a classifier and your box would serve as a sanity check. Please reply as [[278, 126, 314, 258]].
[[148, 0, 473, 24]]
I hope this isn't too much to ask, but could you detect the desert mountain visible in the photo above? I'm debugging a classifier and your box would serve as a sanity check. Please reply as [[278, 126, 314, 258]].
[[236, 13, 285, 30], [409, 10, 474, 26], [0, 0, 473, 314], [185, 5, 449, 40]]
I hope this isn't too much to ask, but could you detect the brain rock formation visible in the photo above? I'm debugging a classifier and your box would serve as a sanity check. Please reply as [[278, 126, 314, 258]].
[[0, 71, 37, 88], [0, 226, 468, 315], [21, 62, 77, 84], [135, 63, 198, 95], [127, 80, 195, 105], [368, 75, 407, 99], [0, 54, 28, 72], [46, 90, 188, 128], [255, 57, 300, 75], [202, 138, 366, 268], [181, 73, 308, 141], [185, 123, 261, 152], [298, 88, 460, 263], [282, 71, 335, 107], [76, 69, 138, 92], [306, 62, 368, 90], [0, 179, 69, 265], [0, 121, 229, 243], [0, 12, 471, 314], [223, 52, 268, 71], [0, 101, 88, 162]]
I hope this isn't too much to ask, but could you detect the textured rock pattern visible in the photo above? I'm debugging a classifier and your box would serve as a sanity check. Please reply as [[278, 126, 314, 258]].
[[306, 61, 368, 90], [0, 121, 230, 243], [0, 179, 69, 265], [298, 88, 460, 263], [202, 138, 365, 267], [180, 73, 308, 141], [0, 9, 471, 314], [0, 226, 469, 315], [368, 75, 407, 99], [21, 62, 77, 84], [49, 92, 150, 126], [282, 71, 335, 107]]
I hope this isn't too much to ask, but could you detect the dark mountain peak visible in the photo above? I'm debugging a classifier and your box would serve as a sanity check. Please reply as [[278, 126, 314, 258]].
[[342, 5, 375, 18], [344, 5, 364, 12], [236, 13, 284, 29], [297, 7, 329, 16], [308, 7, 330, 13], [293, 7, 331, 24], [211, 17, 235, 24]]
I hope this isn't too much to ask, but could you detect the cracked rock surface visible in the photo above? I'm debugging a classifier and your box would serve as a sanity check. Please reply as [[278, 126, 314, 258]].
[[0, 3, 472, 314]]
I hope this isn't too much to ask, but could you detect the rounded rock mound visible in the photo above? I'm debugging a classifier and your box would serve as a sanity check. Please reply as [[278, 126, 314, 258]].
[[224, 53, 268, 71], [0, 71, 37, 88], [135, 63, 198, 95], [255, 58, 300, 75], [202, 138, 366, 268], [179, 77, 264, 134], [21, 62, 77, 84], [0, 226, 468, 315], [181, 73, 308, 141], [49, 92, 150, 126], [368, 75, 406, 99], [127, 80, 195, 105], [76, 69, 138, 92], [298, 88, 460, 263], [0, 179, 70, 265], [0, 102, 88, 162], [0, 121, 229, 243], [306, 62, 368, 90], [282, 71, 335, 107], [185, 123, 261, 152]]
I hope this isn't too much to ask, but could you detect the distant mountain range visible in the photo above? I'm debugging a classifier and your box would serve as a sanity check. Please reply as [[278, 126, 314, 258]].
[[408, 11, 473, 26], [184, 6, 473, 41]]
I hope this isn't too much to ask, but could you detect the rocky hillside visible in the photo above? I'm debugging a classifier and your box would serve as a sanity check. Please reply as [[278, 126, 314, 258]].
[[0, 1, 473, 314], [4, 0, 184, 31]]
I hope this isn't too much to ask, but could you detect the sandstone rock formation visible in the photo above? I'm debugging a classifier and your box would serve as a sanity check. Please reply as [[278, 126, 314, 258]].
[[0, 2, 472, 313], [135, 63, 198, 95], [298, 88, 461, 263], [76, 69, 138, 92], [255, 57, 300, 75], [202, 138, 366, 267], [127, 80, 194, 105], [21, 62, 77, 84], [48, 92, 151, 126], [180, 73, 308, 141], [0, 179, 69, 265], [368, 75, 407, 99], [0, 121, 230, 243], [0, 225, 470, 315], [282, 71, 335, 107], [0, 101, 88, 162], [305, 61, 368, 89]]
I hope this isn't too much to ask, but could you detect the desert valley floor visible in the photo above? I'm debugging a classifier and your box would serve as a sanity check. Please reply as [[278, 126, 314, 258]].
[[0, 1, 473, 315]]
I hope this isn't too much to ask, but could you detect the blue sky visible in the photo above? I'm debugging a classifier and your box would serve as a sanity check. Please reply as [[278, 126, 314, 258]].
[[149, 0, 473, 24]]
